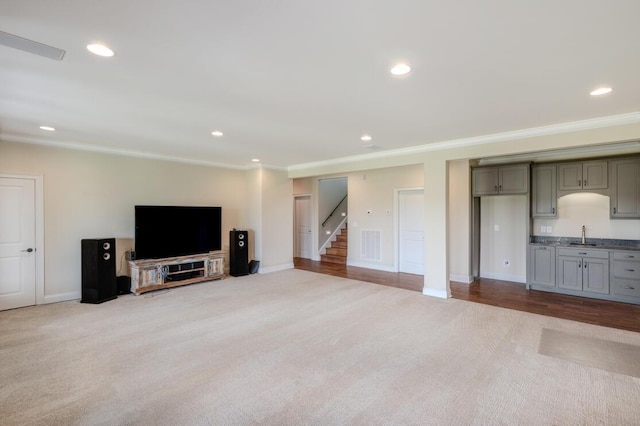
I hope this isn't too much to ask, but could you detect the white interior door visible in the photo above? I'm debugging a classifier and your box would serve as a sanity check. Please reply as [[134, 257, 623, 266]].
[[399, 189, 424, 275], [0, 177, 37, 310], [295, 196, 312, 259]]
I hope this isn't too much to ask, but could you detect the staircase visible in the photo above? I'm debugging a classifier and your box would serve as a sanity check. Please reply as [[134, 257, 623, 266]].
[[321, 224, 347, 264]]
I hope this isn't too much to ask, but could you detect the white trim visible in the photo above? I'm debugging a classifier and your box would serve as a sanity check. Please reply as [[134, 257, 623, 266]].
[[422, 288, 449, 299], [293, 194, 313, 259], [319, 217, 348, 254], [258, 262, 294, 274], [288, 112, 640, 173], [479, 272, 526, 284], [43, 291, 80, 304], [0, 173, 45, 305], [450, 274, 474, 283], [3, 135, 286, 171], [346, 260, 397, 273]]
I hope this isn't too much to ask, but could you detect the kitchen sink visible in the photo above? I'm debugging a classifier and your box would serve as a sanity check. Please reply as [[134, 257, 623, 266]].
[[569, 242, 597, 246]]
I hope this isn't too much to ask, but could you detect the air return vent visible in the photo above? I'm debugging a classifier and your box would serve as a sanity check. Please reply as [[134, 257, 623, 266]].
[[0, 31, 65, 60], [360, 229, 381, 261]]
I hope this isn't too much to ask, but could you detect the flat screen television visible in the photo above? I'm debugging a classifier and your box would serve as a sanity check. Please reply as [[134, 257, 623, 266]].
[[134, 205, 222, 259]]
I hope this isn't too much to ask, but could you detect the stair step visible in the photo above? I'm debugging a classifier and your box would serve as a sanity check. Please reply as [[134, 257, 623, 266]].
[[321, 254, 347, 264], [331, 241, 347, 248], [326, 247, 347, 256]]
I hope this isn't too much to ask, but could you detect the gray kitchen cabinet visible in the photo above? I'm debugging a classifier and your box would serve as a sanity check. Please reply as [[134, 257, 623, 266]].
[[556, 248, 609, 294], [529, 245, 556, 286], [610, 251, 640, 299], [531, 165, 557, 218], [610, 158, 640, 219], [472, 164, 529, 196], [558, 160, 608, 191]]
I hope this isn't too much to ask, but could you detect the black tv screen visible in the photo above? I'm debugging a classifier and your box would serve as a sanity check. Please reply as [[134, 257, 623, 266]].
[[135, 206, 222, 259]]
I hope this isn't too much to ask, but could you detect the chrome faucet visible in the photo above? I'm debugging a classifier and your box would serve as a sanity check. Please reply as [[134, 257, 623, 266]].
[[581, 225, 586, 244]]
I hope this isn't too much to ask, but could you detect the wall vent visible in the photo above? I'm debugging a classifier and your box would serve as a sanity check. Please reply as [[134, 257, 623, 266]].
[[360, 229, 381, 261]]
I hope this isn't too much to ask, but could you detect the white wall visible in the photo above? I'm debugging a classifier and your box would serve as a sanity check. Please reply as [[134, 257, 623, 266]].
[[259, 168, 294, 272], [480, 195, 528, 283], [0, 141, 247, 302], [448, 160, 471, 283], [533, 192, 640, 240]]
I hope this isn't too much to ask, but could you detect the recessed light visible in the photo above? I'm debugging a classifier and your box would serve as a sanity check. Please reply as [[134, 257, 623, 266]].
[[39, 126, 55, 131], [251, 158, 260, 163], [390, 63, 411, 76], [87, 43, 114, 57], [211, 130, 223, 137], [590, 87, 612, 96], [360, 135, 372, 142]]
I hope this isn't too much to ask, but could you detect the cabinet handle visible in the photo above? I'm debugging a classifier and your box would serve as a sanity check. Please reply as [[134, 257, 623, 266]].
[[578, 179, 582, 187], [584, 262, 588, 268], [625, 286, 636, 290], [578, 252, 587, 255], [552, 207, 555, 214], [625, 255, 636, 259], [578, 261, 582, 268], [613, 207, 617, 214], [625, 269, 636, 272], [584, 179, 587, 186]]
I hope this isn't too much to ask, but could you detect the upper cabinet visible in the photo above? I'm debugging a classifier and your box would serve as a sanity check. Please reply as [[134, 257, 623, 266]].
[[558, 160, 608, 192], [610, 158, 640, 219], [532, 165, 557, 218], [472, 164, 529, 196]]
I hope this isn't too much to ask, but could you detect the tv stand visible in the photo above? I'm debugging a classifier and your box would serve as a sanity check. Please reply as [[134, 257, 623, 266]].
[[129, 251, 225, 295]]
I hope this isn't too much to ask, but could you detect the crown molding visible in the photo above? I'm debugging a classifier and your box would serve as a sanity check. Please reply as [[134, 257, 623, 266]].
[[0, 134, 251, 171], [288, 112, 640, 173]]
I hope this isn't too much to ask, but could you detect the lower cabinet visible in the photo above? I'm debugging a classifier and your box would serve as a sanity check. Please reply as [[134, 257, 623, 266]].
[[529, 245, 556, 287], [610, 251, 640, 299], [556, 248, 609, 294]]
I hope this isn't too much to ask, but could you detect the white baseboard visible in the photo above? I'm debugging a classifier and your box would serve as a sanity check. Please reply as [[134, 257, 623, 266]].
[[43, 291, 80, 304], [346, 260, 397, 273], [423, 288, 449, 299], [480, 272, 526, 284], [449, 274, 473, 284], [259, 262, 294, 274]]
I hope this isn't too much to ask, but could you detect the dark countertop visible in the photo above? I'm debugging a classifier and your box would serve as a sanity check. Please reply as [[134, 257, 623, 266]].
[[530, 236, 640, 251]]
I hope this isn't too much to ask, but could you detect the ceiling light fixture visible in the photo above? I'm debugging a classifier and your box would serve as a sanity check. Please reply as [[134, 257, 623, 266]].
[[211, 130, 223, 137], [39, 126, 55, 131], [87, 43, 114, 57], [360, 135, 372, 142], [251, 158, 260, 163], [390, 63, 411, 76], [590, 87, 612, 96]]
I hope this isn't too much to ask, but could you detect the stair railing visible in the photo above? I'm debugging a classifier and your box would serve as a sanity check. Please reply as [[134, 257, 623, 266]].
[[321, 194, 347, 227]]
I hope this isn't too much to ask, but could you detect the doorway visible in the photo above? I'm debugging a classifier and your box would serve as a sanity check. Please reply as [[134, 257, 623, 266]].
[[294, 195, 312, 259], [398, 189, 424, 274], [0, 175, 43, 310]]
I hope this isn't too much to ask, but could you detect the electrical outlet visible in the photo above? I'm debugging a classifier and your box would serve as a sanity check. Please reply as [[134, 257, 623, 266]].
[[494, 225, 500, 231], [540, 225, 545, 233], [503, 260, 511, 267], [547, 226, 552, 233]]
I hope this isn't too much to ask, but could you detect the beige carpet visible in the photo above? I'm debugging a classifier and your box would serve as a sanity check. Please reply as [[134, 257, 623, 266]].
[[1, 269, 639, 425]]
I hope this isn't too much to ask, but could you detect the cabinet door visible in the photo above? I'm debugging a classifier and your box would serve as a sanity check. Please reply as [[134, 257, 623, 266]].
[[558, 163, 582, 191], [610, 158, 640, 218], [557, 256, 582, 290], [529, 246, 556, 286], [582, 160, 608, 190], [532, 165, 557, 217], [472, 167, 499, 196], [583, 258, 609, 294], [499, 164, 529, 194]]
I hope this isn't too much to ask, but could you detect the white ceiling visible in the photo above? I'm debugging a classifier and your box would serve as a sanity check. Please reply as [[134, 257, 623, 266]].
[[1, 1, 639, 169]]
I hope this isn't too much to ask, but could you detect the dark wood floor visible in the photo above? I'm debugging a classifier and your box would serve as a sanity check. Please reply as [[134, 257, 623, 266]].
[[294, 258, 640, 333]]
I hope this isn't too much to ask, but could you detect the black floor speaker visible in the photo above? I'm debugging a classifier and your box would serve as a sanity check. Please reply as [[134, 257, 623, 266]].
[[229, 230, 249, 276], [81, 238, 117, 303]]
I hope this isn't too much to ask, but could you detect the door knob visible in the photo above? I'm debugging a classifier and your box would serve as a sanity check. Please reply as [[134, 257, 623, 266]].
[[21, 248, 34, 253]]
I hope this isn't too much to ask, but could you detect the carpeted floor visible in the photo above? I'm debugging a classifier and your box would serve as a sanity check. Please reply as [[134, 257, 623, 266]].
[[1, 269, 639, 425]]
